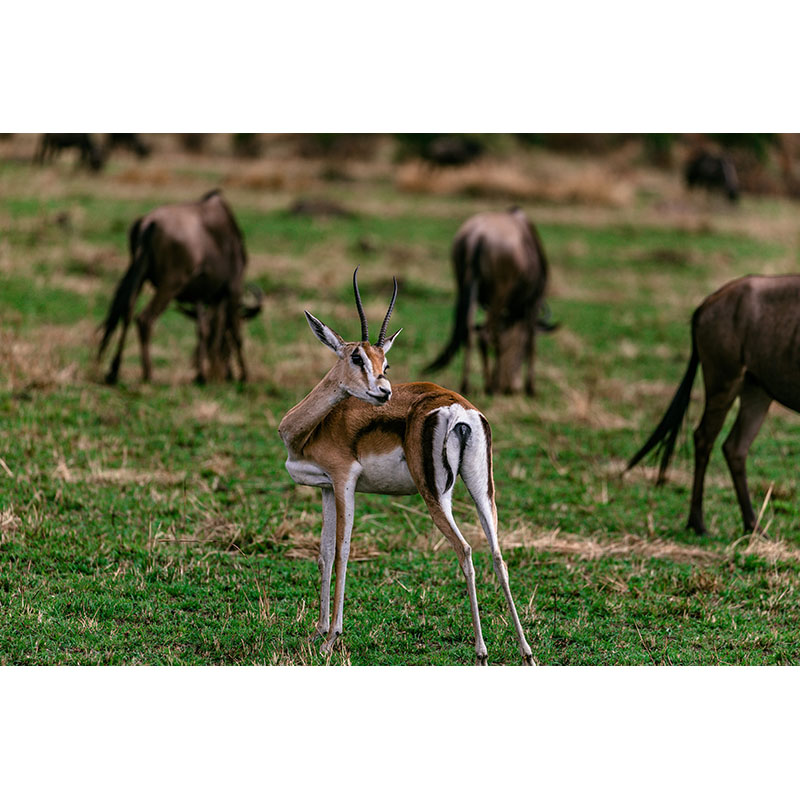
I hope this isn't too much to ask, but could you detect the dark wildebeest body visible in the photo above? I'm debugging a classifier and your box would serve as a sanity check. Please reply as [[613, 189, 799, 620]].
[[627, 274, 800, 534], [106, 133, 151, 159], [684, 150, 740, 203], [424, 135, 485, 167], [426, 208, 552, 395], [36, 133, 104, 171], [98, 190, 250, 384]]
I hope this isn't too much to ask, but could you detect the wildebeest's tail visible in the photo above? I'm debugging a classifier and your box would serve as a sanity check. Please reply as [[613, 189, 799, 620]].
[[97, 220, 152, 358], [426, 236, 481, 372], [626, 317, 700, 484]]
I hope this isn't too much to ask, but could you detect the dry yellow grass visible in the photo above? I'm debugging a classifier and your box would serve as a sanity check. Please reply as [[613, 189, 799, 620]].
[[0, 507, 21, 545]]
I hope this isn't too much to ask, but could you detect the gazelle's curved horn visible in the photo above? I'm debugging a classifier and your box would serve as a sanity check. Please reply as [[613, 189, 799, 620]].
[[376, 277, 398, 347], [353, 267, 368, 342]]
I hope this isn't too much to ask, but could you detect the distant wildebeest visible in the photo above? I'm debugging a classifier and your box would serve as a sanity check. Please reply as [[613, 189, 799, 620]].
[[36, 133, 104, 172], [105, 133, 151, 159], [423, 135, 485, 167], [626, 274, 800, 535], [684, 150, 740, 203], [98, 189, 254, 385], [426, 207, 555, 395]]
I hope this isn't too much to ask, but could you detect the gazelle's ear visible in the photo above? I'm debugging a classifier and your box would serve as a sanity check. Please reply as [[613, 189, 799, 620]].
[[305, 311, 345, 355], [381, 328, 402, 354]]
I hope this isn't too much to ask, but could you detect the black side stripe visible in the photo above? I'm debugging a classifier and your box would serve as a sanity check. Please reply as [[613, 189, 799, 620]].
[[350, 418, 407, 458]]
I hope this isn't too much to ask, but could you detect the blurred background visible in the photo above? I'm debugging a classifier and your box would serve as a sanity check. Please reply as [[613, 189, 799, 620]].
[[3, 131, 800, 669]]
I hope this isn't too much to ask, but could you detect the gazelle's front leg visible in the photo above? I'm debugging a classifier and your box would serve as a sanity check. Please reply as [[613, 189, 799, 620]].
[[311, 487, 336, 642], [321, 472, 359, 655]]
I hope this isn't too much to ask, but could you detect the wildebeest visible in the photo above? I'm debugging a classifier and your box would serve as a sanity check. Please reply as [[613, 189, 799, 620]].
[[426, 207, 554, 395], [98, 189, 252, 385], [105, 133, 151, 159], [423, 135, 485, 167], [684, 150, 740, 203], [627, 274, 800, 535], [36, 133, 104, 171]]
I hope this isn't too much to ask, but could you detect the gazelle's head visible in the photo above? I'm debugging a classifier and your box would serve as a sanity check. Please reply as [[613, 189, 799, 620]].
[[305, 268, 402, 406]]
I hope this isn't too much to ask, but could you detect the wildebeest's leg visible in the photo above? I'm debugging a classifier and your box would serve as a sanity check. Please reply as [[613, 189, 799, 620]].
[[135, 286, 178, 382], [193, 302, 209, 384], [460, 283, 478, 395], [225, 297, 248, 382], [106, 315, 133, 385], [523, 316, 537, 396], [476, 325, 491, 395], [483, 305, 505, 394], [35, 135, 49, 165], [688, 375, 742, 534], [721, 378, 772, 532]]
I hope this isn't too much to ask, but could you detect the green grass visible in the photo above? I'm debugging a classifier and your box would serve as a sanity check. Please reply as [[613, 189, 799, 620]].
[[2, 153, 800, 665]]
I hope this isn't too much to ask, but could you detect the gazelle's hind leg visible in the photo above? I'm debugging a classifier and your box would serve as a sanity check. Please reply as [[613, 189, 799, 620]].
[[458, 416, 535, 664], [419, 488, 489, 665], [408, 407, 533, 665]]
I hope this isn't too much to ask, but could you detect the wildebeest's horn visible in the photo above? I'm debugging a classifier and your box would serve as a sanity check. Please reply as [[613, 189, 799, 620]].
[[376, 277, 398, 347], [353, 267, 368, 342]]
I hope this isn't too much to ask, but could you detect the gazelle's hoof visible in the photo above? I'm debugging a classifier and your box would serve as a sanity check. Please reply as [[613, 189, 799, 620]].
[[476, 654, 488, 666], [320, 631, 341, 655], [523, 654, 536, 666], [308, 627, 327, 644]]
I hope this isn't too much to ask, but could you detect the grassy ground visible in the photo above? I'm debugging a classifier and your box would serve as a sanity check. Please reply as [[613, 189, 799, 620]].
[[1, 135, 799, 665]]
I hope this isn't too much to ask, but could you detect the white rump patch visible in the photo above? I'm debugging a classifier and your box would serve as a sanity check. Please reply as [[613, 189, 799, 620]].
[[356, 447, 417, 495], [427, 404, 489, 497]]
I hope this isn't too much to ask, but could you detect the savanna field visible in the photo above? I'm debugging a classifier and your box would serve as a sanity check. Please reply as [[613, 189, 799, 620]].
[[2, 133, 800, 665]]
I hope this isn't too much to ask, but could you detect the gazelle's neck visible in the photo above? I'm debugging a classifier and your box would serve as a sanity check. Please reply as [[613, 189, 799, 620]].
[[278, 369, 347, 456]]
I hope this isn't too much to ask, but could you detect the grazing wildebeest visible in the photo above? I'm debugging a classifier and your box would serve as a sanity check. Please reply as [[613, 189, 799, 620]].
[[627, 274, 800, 535], [36, 133, 104, 171], [105, 133, 151, 159], [426, 207, 554, 395], [684, 150, 740, 203], [423, 135, 485, 167], [98, 189, 250, 385]]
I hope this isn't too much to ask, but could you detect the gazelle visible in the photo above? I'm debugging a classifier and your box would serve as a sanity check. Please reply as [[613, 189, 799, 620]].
[[278, 269, 534, 665]]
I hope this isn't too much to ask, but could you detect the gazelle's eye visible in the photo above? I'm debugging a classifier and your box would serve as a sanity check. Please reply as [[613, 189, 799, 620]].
[[351, 352, 364, 367], [383, 364, 390, 373]]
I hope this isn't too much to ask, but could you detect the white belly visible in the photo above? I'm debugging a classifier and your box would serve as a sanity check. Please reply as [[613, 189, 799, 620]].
[[356, 447, 418, 495], [285, 449, 418, 496]]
